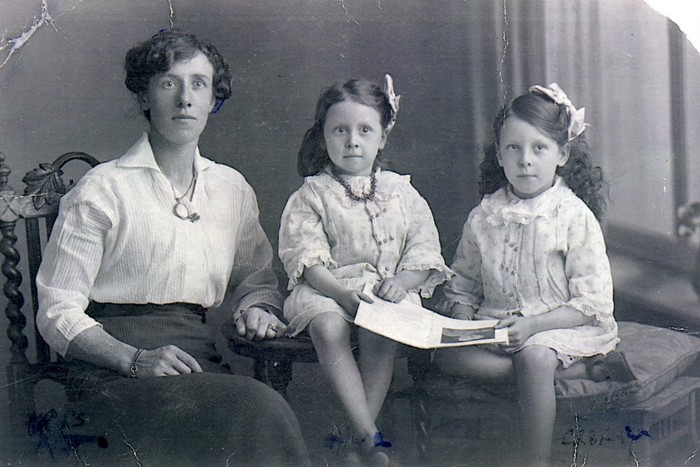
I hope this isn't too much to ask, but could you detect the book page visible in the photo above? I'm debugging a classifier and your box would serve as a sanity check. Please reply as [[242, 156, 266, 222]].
[[354, 285, 509, 348]]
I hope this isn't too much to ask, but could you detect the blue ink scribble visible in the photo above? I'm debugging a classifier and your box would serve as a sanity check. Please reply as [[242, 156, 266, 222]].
[[26, 409, 108, 459], [561, 427, 623, 446], [325, 433, 345, 450], [625, 425, 651, 442]]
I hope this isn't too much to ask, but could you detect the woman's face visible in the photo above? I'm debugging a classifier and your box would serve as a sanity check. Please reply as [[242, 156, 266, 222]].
[[140, 51, 216, 147]]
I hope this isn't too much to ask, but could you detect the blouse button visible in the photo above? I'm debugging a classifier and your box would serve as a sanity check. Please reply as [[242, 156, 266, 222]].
[[383, 208, 387, 213]]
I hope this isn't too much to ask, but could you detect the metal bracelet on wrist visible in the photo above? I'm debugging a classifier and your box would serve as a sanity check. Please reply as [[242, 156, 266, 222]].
[[129, 348, 146, 379]]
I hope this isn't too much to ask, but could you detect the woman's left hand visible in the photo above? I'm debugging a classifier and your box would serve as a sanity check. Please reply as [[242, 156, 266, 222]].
[[496, 315, 536, 347], [235, 306, 287, 341]]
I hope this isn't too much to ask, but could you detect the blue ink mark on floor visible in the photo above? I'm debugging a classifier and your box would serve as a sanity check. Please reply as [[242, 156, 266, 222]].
[[325, 433, 345, 450], [625, 425, 651, 442], [27, 410, 108, 459]]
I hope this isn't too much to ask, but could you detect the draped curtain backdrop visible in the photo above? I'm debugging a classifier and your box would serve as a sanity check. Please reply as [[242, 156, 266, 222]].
[[468, 0, 699, 271]]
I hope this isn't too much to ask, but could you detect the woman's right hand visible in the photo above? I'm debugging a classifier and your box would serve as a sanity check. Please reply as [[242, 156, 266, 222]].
[[133, 345, 203, 378]]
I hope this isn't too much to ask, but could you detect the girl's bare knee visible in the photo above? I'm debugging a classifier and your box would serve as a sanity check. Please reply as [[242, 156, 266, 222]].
[[308, 312, 350, 344], [358, 327, 397, 349], [514, 345, 559, 373]]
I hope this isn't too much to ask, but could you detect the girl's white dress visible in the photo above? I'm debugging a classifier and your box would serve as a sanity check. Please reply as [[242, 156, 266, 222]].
[[442, 176, 618, 366], [279, 168, 451, 336]]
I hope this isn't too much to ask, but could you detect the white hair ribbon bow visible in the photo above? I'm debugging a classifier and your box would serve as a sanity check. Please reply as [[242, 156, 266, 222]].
[[529, 83, 586, 141], [382, 74, 401, 133]]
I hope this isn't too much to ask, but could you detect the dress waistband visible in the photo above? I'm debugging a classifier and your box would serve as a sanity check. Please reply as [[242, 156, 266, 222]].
[[86, 302, 207, 321]]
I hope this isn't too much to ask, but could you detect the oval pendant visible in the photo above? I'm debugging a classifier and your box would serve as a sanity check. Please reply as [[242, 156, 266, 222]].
[[173, 201, 191, 220]]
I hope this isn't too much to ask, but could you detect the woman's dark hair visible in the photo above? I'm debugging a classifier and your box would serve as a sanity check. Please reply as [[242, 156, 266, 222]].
[[124, 30, 232, 120], [297, 78, 394, 177], [479, 92, 607, 220]]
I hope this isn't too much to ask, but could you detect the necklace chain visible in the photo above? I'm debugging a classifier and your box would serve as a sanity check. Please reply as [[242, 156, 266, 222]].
[[169, 170, 200, 222], [331, 170, 377, 202], [171, 171, 196, 202]]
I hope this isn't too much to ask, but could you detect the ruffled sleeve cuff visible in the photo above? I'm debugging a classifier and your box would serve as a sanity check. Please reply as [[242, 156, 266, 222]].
[[435, 296, 481, 316], [398, 262, 454, 298], [565, 297, 615, 325], [285, 253, 338, 290]]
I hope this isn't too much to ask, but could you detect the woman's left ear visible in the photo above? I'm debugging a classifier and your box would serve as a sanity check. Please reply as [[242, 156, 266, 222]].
[[557, 145, 570, 167]]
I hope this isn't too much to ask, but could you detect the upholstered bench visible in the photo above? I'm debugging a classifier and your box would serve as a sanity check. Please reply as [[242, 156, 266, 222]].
[[406, 321, 700, 464]]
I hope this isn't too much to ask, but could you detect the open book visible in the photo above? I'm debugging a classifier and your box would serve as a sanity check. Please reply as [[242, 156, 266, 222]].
[[354, 285, 509, 349]]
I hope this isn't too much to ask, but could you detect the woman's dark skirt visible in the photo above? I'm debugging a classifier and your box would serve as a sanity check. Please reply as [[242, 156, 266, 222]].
[[55, 302, 310, 466]]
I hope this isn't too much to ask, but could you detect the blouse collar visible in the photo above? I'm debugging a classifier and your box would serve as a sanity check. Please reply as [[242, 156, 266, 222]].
[[116, 132, 215, 173], [481, 176, 574, 226]]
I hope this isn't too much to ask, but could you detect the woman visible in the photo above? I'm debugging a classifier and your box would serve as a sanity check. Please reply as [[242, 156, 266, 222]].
[[36, 30, 310, 466]]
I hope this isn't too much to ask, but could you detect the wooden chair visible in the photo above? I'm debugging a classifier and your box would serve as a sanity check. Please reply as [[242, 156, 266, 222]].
[[1, 151, 99, 454]]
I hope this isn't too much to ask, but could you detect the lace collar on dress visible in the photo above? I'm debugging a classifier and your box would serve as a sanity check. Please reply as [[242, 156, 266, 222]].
[[481, 176, 575, 226]]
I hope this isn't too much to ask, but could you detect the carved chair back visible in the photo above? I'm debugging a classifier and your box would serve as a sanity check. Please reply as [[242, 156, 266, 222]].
[[0, 151, 99, 438]]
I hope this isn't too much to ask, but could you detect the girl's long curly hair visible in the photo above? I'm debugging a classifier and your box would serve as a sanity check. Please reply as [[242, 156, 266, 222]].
[[297, 79, 393, 177], [479, 92, 607, 220]]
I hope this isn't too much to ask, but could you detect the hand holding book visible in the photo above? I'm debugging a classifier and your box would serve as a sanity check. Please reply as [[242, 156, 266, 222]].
[[354, 284, 509, 349]]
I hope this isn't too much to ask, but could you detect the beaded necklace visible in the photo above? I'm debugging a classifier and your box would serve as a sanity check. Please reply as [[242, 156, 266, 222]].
[[331, 170, 377, 202]]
